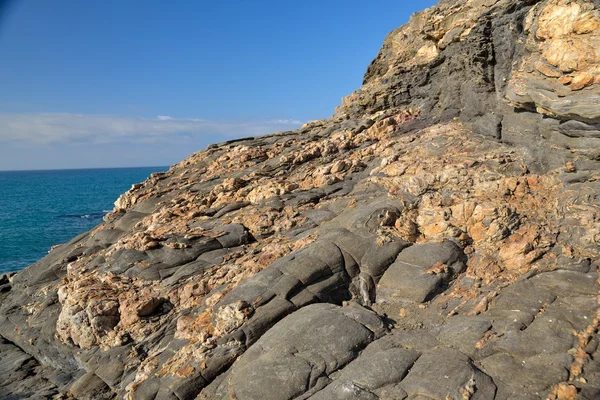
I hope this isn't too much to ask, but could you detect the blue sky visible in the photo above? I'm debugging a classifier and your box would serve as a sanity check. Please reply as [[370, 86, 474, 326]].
[[0, 0, 437, 170]]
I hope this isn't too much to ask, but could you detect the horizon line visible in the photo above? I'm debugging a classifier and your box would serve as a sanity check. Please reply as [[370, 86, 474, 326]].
[[0, 165, 170, 173]]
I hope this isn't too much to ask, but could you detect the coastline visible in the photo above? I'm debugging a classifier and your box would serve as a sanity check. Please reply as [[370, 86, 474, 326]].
[[0, 166, 169, 274], [1, 0, 599, 398]]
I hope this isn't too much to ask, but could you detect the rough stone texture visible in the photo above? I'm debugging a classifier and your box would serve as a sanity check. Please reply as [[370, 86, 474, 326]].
[[377, 241, 466, 303], [1, 0, 600, 399], [202, 303, 386, 400]]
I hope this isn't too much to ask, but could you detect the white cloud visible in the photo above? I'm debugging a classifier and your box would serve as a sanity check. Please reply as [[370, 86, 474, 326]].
[[269, 118, 303, 125], [0, 113, 303, 145]]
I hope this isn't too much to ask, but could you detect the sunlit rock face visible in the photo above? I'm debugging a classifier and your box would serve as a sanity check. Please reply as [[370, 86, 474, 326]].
[[1, 1, 600, 399]]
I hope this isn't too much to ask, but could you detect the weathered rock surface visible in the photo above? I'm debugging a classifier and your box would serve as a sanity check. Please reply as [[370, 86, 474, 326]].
[[1, 0, 599, 399]]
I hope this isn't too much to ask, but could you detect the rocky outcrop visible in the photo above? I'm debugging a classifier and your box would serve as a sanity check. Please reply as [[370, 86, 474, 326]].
[[342, 0, 600, 172], [1, 0, 599, 399]]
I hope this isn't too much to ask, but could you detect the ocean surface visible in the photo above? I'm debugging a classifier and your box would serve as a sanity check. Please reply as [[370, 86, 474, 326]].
[[0, 166, 167, 274]]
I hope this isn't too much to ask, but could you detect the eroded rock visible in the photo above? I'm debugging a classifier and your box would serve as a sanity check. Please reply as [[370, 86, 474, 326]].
[[1, 0, 600, 399]]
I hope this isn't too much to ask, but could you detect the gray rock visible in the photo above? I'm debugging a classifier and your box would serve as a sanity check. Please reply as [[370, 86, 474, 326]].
[[434, 316, 492, 356], [480, 352, 570, 398], [377, 240, 465, 303], [146, 237, 222, 269], [214, 224, 249, 248], [400, 348, 496, 400], [360, 240, 410, 282], [0, 339, 59, 399], [210, 304, 385, 400], [114, 211, 147, 231], [68, 371, 111, 400], [309, 345, 419, 399]]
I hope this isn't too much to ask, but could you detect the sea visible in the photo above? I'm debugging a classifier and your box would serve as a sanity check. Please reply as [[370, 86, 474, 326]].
[[0, 166, 167, 274]]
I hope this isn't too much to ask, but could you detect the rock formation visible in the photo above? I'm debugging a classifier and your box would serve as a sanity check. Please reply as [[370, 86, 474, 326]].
[[1, 0, 599, 399]]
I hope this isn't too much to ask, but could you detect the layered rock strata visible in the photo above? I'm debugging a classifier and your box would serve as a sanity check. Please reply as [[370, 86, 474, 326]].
[[1, 0, 599, 399]]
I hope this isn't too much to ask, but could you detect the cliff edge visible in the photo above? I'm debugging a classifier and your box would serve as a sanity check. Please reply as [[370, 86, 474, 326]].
[[1, 1, 599, 399]]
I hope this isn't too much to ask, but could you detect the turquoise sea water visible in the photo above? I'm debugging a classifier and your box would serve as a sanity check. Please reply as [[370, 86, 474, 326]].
[[0, 166, 167, 273]]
